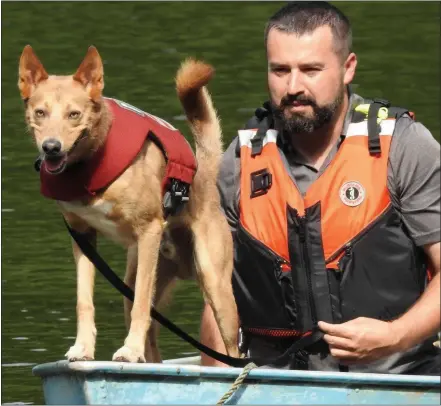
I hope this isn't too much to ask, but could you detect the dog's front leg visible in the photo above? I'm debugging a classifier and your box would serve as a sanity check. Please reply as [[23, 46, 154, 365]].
[[112, 218, 163, 363], [65, 229, 97, 361], [123, 245, 138, 331]]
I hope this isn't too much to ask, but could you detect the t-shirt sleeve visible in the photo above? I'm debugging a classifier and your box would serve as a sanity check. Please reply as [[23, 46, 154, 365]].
[[388, 117, 441, 246], [217, 136, 241, 234]]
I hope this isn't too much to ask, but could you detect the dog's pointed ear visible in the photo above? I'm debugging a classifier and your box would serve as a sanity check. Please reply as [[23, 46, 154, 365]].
[[73, 46, 104, 101], [18, 45, 49, 100]]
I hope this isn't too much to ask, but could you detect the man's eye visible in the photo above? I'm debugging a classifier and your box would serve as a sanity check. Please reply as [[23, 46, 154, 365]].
[[69, 111, 81, 120], [304, 68, 321, 75], [272, 67, 288, 75], [34, 109, 45, 118]]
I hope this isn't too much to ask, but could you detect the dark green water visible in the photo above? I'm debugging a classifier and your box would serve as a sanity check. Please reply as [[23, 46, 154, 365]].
[[2, 2, 439, 404]]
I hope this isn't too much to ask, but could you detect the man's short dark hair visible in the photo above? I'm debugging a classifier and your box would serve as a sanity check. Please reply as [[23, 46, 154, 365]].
[[264, 1, 352, 61]]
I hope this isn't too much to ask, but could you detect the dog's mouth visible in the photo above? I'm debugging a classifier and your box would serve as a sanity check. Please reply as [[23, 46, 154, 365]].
[[40, 129, 89, 175], [44, 154, 68, 175]]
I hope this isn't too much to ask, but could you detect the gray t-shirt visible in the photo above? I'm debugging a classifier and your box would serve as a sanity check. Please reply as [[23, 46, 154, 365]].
[[218, 95, 440, 247]]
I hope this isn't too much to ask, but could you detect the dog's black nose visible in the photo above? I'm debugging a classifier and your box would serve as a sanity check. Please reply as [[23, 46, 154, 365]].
[[42, 138, 62, 155]]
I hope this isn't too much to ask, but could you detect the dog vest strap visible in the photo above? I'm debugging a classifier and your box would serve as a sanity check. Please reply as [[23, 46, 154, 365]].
[[146, 129, 196, 217]]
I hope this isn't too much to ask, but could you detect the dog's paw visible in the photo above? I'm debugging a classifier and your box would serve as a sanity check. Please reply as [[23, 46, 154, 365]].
[[112, 345, 146, 363], [65, 343, 95, 362]]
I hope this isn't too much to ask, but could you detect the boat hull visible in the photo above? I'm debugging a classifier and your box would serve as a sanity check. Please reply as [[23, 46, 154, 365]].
[[32, 358, 440, 405]]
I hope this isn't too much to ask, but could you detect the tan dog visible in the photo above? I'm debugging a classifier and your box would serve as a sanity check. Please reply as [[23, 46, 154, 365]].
[[18, 45, 239, 363]]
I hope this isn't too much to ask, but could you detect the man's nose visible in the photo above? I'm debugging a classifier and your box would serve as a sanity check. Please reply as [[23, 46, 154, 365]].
[[286, 71, 304, 95]]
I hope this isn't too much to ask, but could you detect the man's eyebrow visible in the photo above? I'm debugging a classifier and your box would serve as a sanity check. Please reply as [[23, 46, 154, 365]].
[[268, 61, 326, 69], [299, 62, 325, 69], [269, 62, 289, 69]]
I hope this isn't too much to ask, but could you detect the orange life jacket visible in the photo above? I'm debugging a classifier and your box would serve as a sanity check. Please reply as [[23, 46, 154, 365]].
[[233, 102, 428, 343]]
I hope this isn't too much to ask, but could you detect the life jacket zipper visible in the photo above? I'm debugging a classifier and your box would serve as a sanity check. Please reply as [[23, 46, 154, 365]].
[[274, 257, 290, 272], [292, 209, 318, 326], [238, 222, 290, 268], [337, 243, 353, 274], [325, 206, 390, 265]]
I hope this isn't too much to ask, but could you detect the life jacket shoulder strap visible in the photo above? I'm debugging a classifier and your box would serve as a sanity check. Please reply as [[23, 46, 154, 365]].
[[388, 106, 415, 120], [237, 102, 274, 157], [367, 98, 389, 155], [353, 98, 415, 156]]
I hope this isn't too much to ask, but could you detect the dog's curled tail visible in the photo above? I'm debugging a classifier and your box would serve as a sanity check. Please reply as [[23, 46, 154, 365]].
[[175, 58, 222, 178]]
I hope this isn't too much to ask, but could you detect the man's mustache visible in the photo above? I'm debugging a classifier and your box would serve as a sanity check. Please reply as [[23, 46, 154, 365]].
[[280, 94, 316, 108]]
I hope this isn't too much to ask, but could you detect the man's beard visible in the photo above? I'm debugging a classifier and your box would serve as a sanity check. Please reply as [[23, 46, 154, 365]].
[[271, 88, 344, 135]]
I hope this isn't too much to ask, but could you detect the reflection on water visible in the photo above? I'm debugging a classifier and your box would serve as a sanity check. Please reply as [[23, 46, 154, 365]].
[[2, 1, 439, 404]]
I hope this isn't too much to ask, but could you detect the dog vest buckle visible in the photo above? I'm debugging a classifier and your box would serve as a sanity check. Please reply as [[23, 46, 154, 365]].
[[250, 168, 272, 198], [163, 178, 190, 218]]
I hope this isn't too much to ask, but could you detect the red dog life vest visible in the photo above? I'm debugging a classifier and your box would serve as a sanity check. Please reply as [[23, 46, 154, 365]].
[[39, 98, 197, 204]]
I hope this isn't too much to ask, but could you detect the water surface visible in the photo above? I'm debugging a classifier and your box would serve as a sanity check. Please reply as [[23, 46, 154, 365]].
[[2, 2, 439, 403]]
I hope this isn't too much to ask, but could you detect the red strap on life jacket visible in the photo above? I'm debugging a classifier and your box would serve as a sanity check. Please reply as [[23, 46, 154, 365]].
[[242, 326, 311, 339]]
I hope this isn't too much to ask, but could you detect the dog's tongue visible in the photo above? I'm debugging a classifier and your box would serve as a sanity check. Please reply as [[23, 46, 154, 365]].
[[44, 155, 67, 174]]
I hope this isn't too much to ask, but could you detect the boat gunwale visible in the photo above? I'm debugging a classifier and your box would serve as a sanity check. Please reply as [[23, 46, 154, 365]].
[[32, 360, 440, 388]]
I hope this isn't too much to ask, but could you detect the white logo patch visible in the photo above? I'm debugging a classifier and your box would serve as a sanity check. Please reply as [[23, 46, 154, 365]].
[[340, 181, 365, 207], [110, 98, 178, 131]]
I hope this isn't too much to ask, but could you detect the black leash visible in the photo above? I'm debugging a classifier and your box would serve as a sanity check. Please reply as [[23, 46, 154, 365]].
[[65, 220, 324, 368]]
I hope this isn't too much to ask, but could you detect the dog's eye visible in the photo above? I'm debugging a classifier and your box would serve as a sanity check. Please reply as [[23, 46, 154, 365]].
[[69, 111, 81, 120], [34, 109, 45, 118]]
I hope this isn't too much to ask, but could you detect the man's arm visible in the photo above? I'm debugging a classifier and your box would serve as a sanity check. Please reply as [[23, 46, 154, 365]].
[[393, 242, 440, 349], [320, 118, 441, 364], [200, 137, 241, 366]]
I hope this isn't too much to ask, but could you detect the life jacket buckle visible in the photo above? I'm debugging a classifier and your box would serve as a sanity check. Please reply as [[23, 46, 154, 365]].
[[250, 136, 264, 157], [238, 327, 251, 354], [250, 168, 272, 198]]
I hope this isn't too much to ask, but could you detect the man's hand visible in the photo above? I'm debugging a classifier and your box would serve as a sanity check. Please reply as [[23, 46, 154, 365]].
[[318, 317, 403, 365], [320, 242, 440, 365]]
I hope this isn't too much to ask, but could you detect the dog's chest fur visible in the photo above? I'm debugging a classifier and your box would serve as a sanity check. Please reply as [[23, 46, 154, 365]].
[[59, 198, 132, 245]]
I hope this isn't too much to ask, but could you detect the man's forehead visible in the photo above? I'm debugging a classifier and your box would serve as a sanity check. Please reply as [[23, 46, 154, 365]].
[[267, 25, 335, 53]]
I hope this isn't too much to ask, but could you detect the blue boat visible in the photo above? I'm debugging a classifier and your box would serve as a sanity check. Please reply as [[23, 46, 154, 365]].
[[32, 356, 440, 405]]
